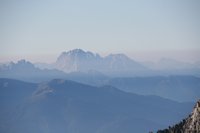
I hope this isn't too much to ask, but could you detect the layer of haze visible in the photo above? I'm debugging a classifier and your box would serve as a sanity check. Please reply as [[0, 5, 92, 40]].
[[0, 0, 200, 63]]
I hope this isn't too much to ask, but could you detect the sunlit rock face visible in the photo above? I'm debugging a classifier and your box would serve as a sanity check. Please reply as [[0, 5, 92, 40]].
[[183, 100, 200, 132], [157, 100, 200, 133]]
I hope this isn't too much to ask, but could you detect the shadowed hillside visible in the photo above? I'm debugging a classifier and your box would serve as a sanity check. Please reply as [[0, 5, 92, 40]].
[[0, 78, 193, 133]]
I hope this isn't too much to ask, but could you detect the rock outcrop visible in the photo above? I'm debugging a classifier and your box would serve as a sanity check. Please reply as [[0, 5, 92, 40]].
[[157, 100, 200, 133]]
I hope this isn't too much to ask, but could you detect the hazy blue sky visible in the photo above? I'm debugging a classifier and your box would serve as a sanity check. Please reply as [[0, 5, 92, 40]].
[[0, 0, 200, 62]]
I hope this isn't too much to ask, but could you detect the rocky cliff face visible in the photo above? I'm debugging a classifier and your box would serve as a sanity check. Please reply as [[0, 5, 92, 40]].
[[157, 100, 200, 133], [184, 100, 200, 132]]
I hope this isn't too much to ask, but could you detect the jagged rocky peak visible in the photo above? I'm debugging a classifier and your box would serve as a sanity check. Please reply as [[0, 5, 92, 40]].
[[14, 59, 34, 68], [55, 49, 102, 73], [66, 49, 86, 56], [3, 59, 34, 69], [54, 49, 147, 74], [157, 99, 200, 133], [0, 59, 36, 72], [184, 99, 200, 132], [56, 49, 102, 63]]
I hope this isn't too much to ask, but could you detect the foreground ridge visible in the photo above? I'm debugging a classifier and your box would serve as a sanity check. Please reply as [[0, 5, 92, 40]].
[[157, 100, 200, 133]]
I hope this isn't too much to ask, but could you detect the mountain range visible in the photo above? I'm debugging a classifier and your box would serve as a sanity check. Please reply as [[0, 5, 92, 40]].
[[0, 49, 199, 132], [37, 49, 200, 76], [0, 78, 193, 133], [0, 60, 67, 82], [55, 49, 148, 76], [0, 58, 200, 102], [1, 49, 200, 77]]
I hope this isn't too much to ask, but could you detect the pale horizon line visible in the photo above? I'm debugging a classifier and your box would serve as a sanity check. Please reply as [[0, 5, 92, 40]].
[[0, 49, 200, 64]]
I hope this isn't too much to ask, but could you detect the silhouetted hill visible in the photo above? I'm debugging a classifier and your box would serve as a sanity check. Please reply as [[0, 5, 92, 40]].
[[0, 78, 193, 133]]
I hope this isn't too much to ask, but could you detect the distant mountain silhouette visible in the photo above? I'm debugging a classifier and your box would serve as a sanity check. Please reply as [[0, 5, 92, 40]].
[[1, 60, 199, 102], [0, 59, 109, 84], [2, 49, 199, 78], [0, 78, 193, 133], [55, 49, 148, 76], [55, 49, 102, 73], [0, 59, 67, 82], [32, 49, 200, 76], [143, 58, 200, 76], [106, 76, 200, 102]]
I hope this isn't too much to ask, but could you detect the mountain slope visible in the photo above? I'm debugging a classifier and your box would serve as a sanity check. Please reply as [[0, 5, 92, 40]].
[[157, 100, 200, 133], [0, 78, 193, 133]]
